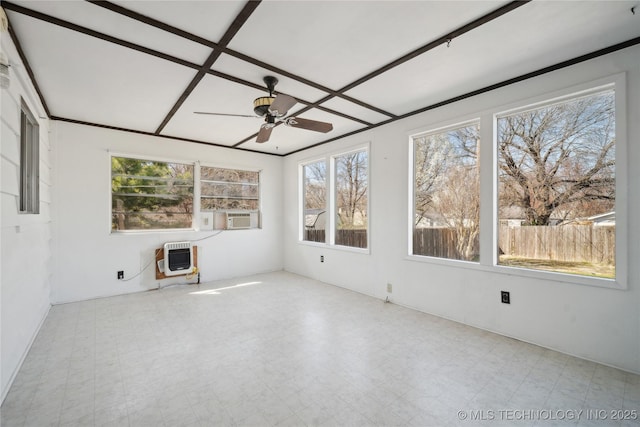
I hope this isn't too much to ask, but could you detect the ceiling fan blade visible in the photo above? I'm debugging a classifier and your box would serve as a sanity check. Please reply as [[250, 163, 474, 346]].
[[285, 117, 333, 133], [268, 94, 297, 117], [194, 112, 257, 118], [256, 124, 273, 143]]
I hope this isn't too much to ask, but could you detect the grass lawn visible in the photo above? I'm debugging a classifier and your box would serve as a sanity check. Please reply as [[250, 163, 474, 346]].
[[499, 256, 615, 279]]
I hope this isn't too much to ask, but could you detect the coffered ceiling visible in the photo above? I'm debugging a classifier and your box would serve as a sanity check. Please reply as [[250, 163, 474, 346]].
[[3, 1, 639, 155]]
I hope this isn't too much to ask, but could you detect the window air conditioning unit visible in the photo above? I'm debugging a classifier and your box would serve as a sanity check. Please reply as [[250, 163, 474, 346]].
[[227, 212, 251, 229], [163, 241, 194, 276]]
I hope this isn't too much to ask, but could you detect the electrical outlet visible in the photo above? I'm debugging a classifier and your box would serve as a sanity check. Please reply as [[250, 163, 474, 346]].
[[320, 255, 324, 263], [117, 271, 124, 280], [387, 283, 393, 293], [501, 291, 510, 304]]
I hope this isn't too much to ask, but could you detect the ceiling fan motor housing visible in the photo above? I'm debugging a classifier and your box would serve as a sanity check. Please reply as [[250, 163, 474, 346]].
[[253, 96, 274, 116]]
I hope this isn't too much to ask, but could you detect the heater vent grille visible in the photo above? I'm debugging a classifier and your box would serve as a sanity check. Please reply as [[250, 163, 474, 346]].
[[165, 241, 190, 251], [163, 241, 193, 276]]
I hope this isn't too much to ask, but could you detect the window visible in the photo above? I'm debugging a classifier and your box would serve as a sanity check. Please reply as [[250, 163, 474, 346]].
[[200, 166, 259, 211], [334, 149, 368, 249], [20, 100, 39, 214], [111, 156, 194, 231], [407, 76, 624, 287], [496, 88, 616, 279], [111, 160, 261, 232], [299, 145, 369, 250], [200, 166, 261, 230], [411, 122, 480, 261], [302, 160, 327, 243]]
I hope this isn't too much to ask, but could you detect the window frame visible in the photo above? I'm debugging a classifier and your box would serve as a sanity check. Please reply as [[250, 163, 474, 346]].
[[409, 119, 481, 263], [492, 77, 626, 289], [109, 153, 197, 233], [19, 99, 39, 214], [298, 143, 370, 253], [331, 146, 370, 250], [199, 163, 262, 231], [300, 158, 328, 244], [406, 74, 627, 290]]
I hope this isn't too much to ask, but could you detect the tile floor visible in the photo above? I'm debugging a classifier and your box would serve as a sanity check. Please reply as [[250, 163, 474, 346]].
[[1, 271, 639, 427]]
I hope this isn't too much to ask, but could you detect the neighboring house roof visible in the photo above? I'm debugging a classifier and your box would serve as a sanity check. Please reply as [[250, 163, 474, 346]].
[[587, 211, 615, 226], [415, 211, 448, 228], [588, 211, 615, 222]]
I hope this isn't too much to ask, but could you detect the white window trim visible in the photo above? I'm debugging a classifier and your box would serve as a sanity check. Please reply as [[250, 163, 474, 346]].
[[406, 73, 627, 290], [332, 143, 370, 252], [299, 157, 328, 243], [493, 75, 626, 290], [298, 143, 371, 254], [199, 164, 262, 211], [109, 152, 198, 234], [198, 164, 262, 231], [407, 118, 481, 263], [409, 118, 481, 141]]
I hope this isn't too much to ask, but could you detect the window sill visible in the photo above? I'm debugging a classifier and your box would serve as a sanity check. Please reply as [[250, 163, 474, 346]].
[[298, 239, 370, 255], [405, 254, 625, 290], [111, 228, 197, 235]]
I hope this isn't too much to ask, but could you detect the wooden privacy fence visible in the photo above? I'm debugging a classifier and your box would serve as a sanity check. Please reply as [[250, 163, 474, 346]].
[[304, 229, 368, 248], [305, 229, 325, 243], [307, 225, 614, 264], [413, 228, 479, 260], [499, 225, 615, 264]]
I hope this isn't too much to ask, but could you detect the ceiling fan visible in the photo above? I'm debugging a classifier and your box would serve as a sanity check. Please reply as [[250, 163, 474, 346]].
[[195, 76, 333, 143]]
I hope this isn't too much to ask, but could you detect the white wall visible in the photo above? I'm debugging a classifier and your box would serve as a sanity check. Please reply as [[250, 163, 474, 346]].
[[1, 34, 52, 400], [51, 122, 284, 303], [283, 46, 640, 373]]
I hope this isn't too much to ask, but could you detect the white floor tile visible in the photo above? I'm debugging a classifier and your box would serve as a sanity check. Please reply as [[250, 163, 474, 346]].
[[2, 271, 639, 427]]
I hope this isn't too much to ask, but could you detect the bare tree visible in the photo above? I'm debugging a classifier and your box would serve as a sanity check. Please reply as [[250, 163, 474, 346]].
[[434, 164, 480, 260], [200, 166, 259, 211], [413, 133, 452, 226], [303, 161, 327, 212], [498, 92, 615, 225], [413, 125, 480, 260], [335, 151, 367, 229]]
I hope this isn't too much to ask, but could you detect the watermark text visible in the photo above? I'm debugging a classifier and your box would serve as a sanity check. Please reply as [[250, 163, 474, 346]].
[[457, 409, 638, 422]]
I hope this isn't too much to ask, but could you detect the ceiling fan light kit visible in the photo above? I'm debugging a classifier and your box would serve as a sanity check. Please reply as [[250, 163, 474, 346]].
[[197, 75, 333, 144], [252, 96, 275, 117]]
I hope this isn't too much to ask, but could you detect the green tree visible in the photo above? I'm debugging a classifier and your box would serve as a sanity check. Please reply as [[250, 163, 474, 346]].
[[111, 157, 193, 230]]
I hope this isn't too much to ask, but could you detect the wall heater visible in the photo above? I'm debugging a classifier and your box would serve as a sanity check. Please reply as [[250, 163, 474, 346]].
[[163, 241, 194, 276]]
